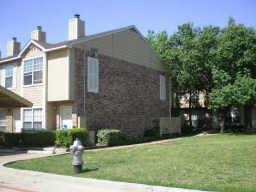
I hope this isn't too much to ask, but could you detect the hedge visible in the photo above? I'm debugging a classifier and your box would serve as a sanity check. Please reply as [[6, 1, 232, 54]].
[[1, 131, 56, 147], [96, 129, 181, 147], [55, 128, 90, 148], [96, 129, 127, 146]]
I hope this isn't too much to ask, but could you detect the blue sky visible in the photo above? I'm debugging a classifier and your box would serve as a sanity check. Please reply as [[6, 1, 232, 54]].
[[0, 0, 255, 57]]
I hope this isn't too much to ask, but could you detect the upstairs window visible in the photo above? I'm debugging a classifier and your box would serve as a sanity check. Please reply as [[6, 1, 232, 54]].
[[24, 57, 43, 86], [87, 57, 99, 93], [5, 65, 14, 88], [160, 75, 166, 100]]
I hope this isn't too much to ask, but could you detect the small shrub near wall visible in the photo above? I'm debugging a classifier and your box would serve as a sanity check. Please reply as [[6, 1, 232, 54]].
[[3, 131, 56, 147], [144, 127, 160, 137], [0, 132, 4, 146], [96, 129, 126, 146], [55, 128, 90, 148], [22, 131, 56, 147], [96, 128, 182, 147]]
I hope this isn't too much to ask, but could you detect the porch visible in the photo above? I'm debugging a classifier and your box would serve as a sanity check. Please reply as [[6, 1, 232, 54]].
[[0, 85, 32, 132]]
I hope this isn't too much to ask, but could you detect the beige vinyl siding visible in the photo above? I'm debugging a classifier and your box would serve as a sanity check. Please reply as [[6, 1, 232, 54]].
[[24, 45, 44, 58], [85, 35, 113, 57], [22, 45, 44, 106], [46, 103, 56, 129], [47, 49, 69, 101], [113, 30, 163, 71], [23, 85, 44, 105], [77, 29, 164, 71]]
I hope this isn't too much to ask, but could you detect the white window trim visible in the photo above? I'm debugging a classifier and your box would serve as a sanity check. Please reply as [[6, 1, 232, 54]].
[[160, 74, 166, 101], [1, 64, 16, 90], [22, 107, 44, 130], [87, 56, 99, 93], [22, 56, 44, 88]]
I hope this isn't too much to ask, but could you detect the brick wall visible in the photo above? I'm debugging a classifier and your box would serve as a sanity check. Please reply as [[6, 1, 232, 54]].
[[74, 48, 169, 136]]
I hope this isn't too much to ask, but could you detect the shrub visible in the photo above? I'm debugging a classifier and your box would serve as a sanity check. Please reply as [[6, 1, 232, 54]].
[[55, 128, 89, 148], [0, 132, 4, 146], [144, 127, 160, 137], [97, 129, 126, 146], [22, 131, 56, 147], [4, 133, 22, 146], [3, 131, 55, 147]]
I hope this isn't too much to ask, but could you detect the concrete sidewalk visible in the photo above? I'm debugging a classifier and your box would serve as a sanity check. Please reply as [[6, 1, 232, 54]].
[[0, 166, 207, 192], [0, 149, 210, 192]]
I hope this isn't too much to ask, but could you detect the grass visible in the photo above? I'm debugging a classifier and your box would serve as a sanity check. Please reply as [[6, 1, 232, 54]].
[[7, 134, 256, 192]]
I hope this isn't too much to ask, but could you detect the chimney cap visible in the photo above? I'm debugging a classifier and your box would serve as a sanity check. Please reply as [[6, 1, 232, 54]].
[[12, 37, 17, 41], [74, 14, 80, 19], [37, 26, 42, 30]]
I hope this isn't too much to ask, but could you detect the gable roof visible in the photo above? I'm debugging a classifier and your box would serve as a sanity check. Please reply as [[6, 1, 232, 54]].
[[0, 25, 154, 63]]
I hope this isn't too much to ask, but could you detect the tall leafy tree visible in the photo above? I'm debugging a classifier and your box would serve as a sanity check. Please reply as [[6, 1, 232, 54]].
[[209, 18, 256, 131], [148, 18, 256, 132], [147, 24, 219, 126]]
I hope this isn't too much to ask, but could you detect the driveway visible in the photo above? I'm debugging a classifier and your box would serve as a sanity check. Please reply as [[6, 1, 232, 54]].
[[0, 150, 209, 192]]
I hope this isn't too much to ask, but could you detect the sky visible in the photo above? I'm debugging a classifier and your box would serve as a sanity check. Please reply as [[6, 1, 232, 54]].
[[0, 0, 256, 57]]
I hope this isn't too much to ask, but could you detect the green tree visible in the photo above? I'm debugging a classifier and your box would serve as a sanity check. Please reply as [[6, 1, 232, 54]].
[[209, 74, 256, 132], [210, 18, 256, 131], [148, 18, 256, 132], [147, 24, 219, 127]]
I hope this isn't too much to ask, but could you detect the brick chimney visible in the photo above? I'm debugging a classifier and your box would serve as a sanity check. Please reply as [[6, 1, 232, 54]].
[[68, 14, 85, 40], [31, 26, 46, 42], [7, 37, 20, 57]]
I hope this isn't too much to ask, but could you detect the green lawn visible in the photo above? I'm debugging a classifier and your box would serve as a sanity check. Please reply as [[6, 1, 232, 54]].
[[7, 134, 256, 192]]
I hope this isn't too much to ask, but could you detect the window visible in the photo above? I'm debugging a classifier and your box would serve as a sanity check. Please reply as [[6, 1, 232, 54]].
[[23, 57, 43, 85], [33, 58, 43, 84], [23, 108, 42, 130], [23, 109, 33, 129], [0, 111, 6, 131], [33, 109, 42, 129], [87, 57, 99, 93], [5, 65, 14, 88], [160, 75, 166, 100]]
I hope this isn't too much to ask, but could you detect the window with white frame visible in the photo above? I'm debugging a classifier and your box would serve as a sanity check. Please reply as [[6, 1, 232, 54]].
[[23, 108, 42, 130], [0, 111, 6, 131], [5, 65, 14, 88], [87, 57, 99, 93], [23, 57, 43, 85], [160, 75, 166, 100]]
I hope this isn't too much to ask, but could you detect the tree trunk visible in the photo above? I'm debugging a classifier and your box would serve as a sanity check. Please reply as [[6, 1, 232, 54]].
[[218, 110, 226, 133], [244, 105, 252, 130], [189, 91, 192, 128]]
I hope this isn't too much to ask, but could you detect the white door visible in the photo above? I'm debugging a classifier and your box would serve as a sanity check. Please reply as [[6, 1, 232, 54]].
[[60, 106, 72, 129]]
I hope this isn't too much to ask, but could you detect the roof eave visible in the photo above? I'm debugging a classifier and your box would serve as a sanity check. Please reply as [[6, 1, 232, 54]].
[[0, 42, 68, 64]]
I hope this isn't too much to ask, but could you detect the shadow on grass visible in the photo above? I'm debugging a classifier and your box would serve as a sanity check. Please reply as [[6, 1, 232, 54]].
[[81, 167, 99, 173]]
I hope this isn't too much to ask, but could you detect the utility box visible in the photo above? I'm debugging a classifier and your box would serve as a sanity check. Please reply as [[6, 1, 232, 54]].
[[160, 117, 181, 136]]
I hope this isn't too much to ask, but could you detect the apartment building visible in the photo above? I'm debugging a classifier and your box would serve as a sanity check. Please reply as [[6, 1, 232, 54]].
[[0, 15, 174, 135]]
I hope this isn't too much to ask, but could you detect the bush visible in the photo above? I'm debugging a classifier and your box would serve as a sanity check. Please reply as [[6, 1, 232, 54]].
[[22, 131, 56, 147], [0, 132, 4, 146], [3, 131, 56, 147], [97, 129, 126, 146], [4, 133, 22, 146], [55, 128, 90, 148], [96, 128, 181, 147], [144, 127, 160, 137]]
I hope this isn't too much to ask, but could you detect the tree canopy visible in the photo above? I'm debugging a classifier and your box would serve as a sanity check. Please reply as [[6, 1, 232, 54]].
[[147, 18, 256, 130]]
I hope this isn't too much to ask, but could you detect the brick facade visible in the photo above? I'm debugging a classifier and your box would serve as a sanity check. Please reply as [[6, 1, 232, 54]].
[[73, 48, 170, 136]]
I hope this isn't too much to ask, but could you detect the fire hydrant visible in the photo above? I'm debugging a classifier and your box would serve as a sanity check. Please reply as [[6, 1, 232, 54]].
[[70, 138, 84, 174]]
